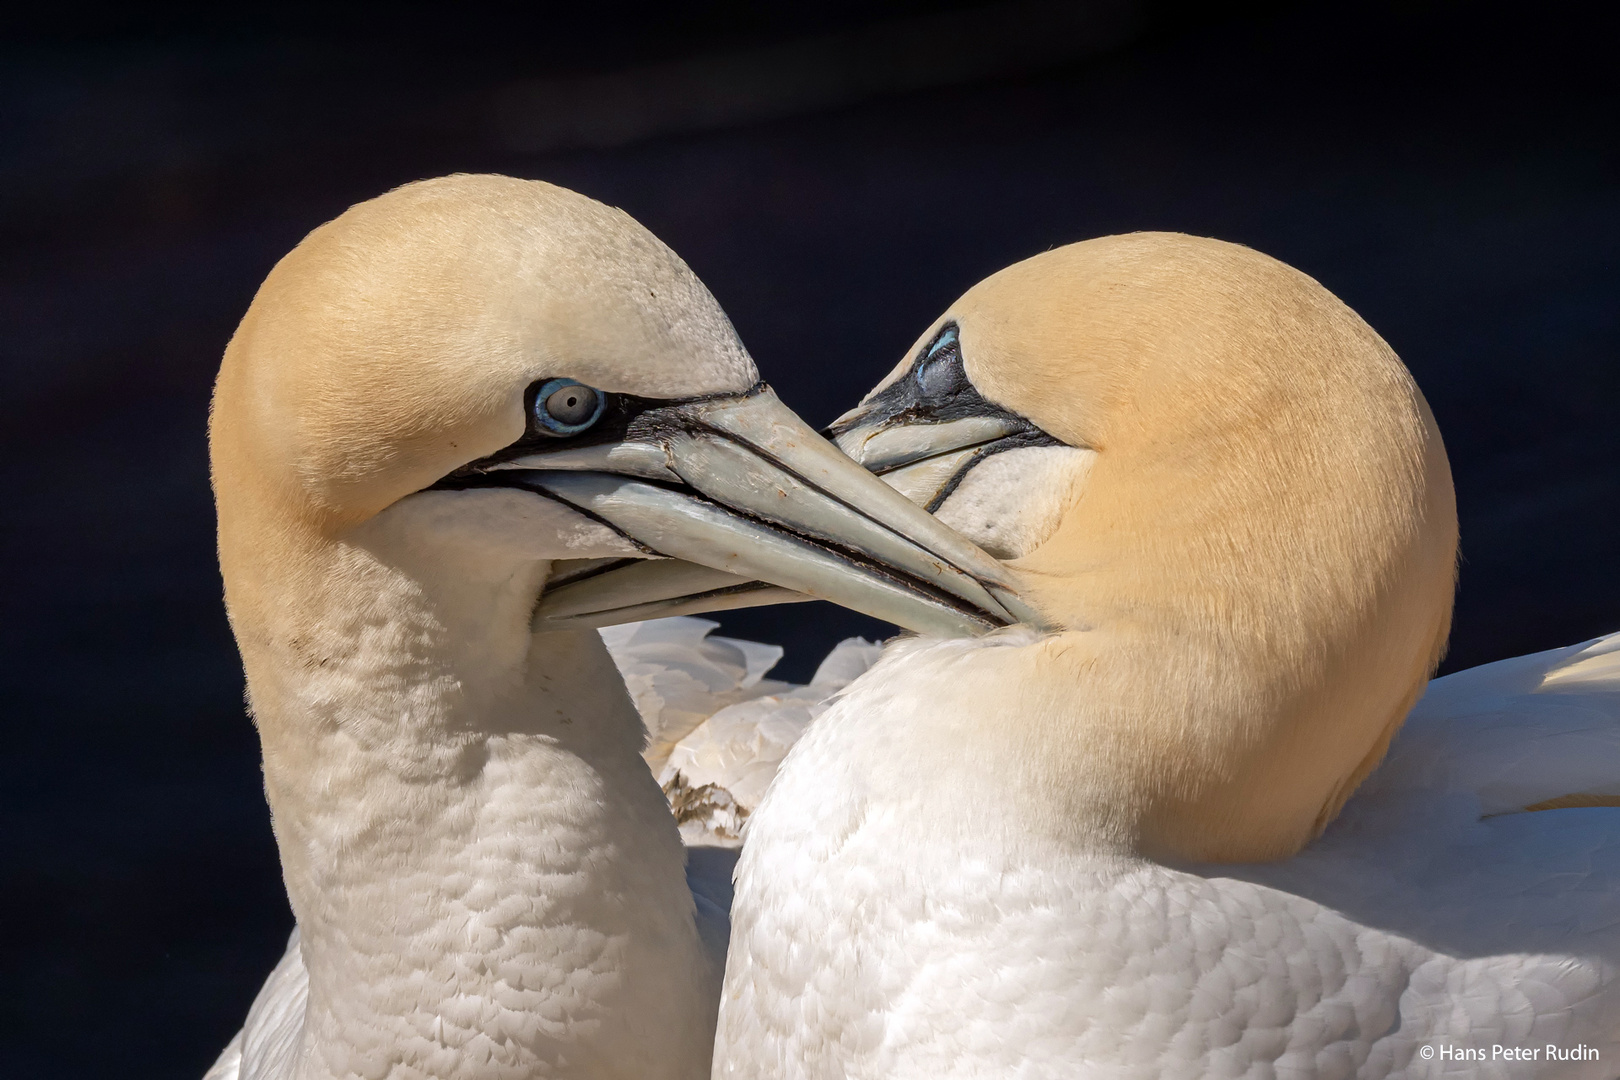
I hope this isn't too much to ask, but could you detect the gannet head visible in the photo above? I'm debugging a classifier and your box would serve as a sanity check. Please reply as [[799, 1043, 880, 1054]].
[[211, 174, 1027, 666], [831, 232, 1458, 861], [209, 178, 1039, 1074]]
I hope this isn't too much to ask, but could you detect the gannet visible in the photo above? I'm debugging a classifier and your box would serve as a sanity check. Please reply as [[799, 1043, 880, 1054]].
[[718, 233, 1620, 1078], [199, 173, 1026, 1080]]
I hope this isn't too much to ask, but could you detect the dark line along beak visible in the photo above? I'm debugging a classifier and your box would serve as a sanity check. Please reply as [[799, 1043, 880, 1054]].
[[439, 383, 1037, 636], [825, 321, 1064, 514]]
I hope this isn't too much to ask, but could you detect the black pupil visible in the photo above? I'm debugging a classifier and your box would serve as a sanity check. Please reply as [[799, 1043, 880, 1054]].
[[546, 385, 597, 425]]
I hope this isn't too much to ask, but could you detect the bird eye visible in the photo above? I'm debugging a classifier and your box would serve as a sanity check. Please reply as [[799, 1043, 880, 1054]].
[[533, 378, 605, 435], [916, 324, 966, 397]]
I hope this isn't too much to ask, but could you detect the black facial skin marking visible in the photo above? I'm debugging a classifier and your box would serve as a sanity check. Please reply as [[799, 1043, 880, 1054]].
[[828, 323, 1050, 434], [428, 382, 773, 553], [440, 380, 772, 478], [826, 323, 1062, 511], [426, 379, 1007, 625]]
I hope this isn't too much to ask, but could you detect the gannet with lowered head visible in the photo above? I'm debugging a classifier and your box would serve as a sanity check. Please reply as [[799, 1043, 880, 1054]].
[[201, 173, 1026, 1080], [718, 233, 1620, 1077]]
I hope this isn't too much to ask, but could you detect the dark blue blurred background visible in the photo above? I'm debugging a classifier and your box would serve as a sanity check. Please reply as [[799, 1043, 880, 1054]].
[[1, 2, 1615, 1075]]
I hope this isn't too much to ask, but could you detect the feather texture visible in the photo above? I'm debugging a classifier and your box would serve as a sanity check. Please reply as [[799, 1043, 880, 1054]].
[[717, 629, 1620, 1079], [716, 232, 1615, 1078], [209, 620, 1620, 1078], [203, 617, 879, 1079]]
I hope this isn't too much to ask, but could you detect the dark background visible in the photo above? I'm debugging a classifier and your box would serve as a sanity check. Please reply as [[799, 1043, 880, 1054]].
[[2, 1, 1615, 1076]]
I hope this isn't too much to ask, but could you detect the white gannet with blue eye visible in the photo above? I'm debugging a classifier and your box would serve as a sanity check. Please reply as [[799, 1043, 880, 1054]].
[[198, 174, 1029, 1080], [717, 233, 1620, 1079]]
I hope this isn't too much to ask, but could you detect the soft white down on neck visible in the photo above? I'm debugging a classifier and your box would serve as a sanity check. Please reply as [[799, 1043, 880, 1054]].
[[249, 491, 719, 1080]]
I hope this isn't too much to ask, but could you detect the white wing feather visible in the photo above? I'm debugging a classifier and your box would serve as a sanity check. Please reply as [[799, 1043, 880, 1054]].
[[1216, 632, 1620, 1073], [1368, 630, 1620, 812]]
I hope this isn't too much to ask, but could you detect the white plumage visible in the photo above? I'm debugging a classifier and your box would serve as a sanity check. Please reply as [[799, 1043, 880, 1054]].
[[200, 174, 1018, 1080], [206, 617, 880, 1080], [714, 232, 1620, 1077], [609, 618, 883, 846], [217, 622, 1620, 1078], [717, 628, 1620, 1079], [199, 181, 1618, 1078]]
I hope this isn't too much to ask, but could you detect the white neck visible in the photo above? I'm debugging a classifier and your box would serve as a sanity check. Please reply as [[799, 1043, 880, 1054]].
[[747, 629, 1130, 861], [240, 494, 717, 1080], [724, 630, 1141, 1074]]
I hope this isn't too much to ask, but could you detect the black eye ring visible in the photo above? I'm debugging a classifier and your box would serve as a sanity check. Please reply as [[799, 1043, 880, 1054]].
[[532, 378, 606, 436]]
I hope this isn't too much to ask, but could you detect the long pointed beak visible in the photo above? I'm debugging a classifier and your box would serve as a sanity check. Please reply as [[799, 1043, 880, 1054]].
[[448, 385, 1037, 636]]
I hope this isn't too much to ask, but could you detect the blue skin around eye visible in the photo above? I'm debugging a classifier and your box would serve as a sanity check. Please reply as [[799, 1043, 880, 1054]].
[[533, 377, 606, 435], [926, 326, 958, 358]]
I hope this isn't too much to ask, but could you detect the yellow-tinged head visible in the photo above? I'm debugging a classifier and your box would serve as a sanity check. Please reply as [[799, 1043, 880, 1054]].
[[211, 173, 752, 537], [211, 173, 1023, 711], [835, 232, 1458, 861]]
